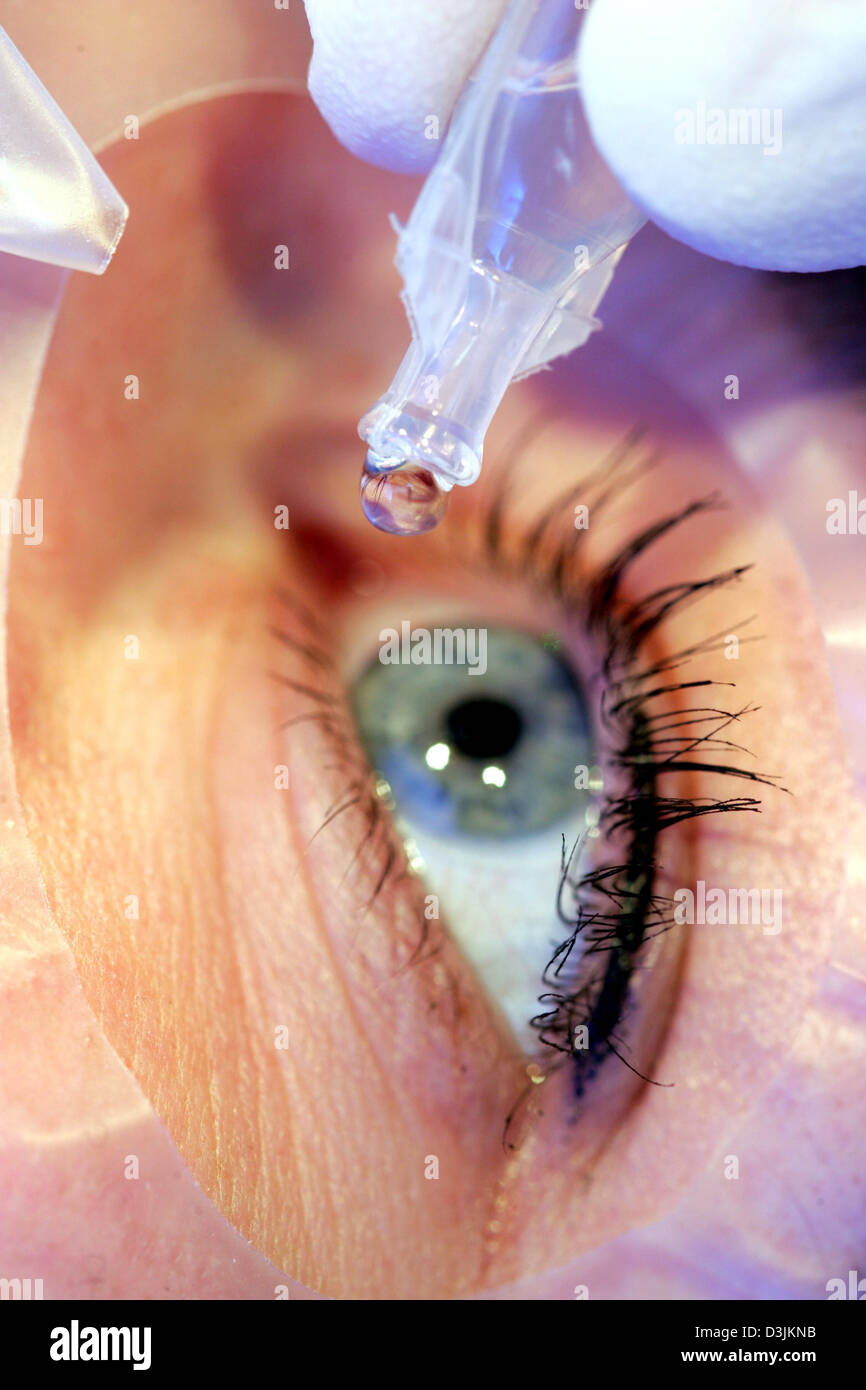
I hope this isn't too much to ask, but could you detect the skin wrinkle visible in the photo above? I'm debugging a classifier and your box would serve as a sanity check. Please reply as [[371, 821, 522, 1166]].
[[231, 652, 334, 1269], [208, 618, 270, 1222], [218, 646, 323, 1225], [279, 705, 424, 1158], [1, 88, 855, 1298], [0, 621, 299, 1293]]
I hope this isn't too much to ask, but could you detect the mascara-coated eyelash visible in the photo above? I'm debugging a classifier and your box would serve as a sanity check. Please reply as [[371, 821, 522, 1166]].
[[269, 427, 781, 1114], [474, 427, 782, 1106]]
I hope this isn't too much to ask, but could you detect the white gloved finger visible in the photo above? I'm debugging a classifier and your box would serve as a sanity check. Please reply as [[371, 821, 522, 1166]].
[[304, 0, 866, 271], [578, 0, 866, 271], [304, 0, 506, 174]]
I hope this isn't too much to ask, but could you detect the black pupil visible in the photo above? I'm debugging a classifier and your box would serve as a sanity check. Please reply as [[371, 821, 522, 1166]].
[[445, 697, 523, 761]]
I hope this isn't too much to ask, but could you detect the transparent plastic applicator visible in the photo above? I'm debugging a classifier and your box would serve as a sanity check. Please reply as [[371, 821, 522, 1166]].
[[0, 25, 128, 274], [358, 0, 646, 536]]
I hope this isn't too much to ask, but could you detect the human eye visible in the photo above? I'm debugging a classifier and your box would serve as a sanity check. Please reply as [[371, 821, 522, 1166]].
[[5, 90, 849, 1300], [286, 426, 781, 1131]]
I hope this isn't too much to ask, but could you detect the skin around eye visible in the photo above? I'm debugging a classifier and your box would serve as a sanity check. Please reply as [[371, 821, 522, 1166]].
[[2, 92, 855, 1300]]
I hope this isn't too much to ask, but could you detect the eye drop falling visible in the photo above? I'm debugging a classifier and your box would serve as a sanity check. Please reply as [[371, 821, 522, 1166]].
[[358, 0, 646, 536]]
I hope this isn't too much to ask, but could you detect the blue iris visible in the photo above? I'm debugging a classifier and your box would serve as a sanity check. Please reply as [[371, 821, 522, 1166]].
[[352, 627, 594, 840]]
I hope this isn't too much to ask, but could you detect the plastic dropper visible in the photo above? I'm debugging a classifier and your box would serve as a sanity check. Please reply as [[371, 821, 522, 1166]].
[[358, 0, 646, 536], [0, 24, 127, 273]]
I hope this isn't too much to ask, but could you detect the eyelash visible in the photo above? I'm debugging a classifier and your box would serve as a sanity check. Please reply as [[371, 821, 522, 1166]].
[[270, 427, 780, 1118], [477, 427, 781, 1109]]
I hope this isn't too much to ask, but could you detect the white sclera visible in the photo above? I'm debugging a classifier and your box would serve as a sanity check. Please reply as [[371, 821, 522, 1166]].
[[404, 821, 590, 1053]]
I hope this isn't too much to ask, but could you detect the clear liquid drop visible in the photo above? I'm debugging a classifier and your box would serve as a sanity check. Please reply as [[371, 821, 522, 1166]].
[[360, 456, 448, 536]]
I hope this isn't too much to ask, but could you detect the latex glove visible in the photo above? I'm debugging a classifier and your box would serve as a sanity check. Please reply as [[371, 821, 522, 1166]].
[[304, 0, 866, 272]]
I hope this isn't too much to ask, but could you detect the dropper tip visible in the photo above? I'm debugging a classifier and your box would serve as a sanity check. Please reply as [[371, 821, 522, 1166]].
[[359, 454, 449, 536]]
